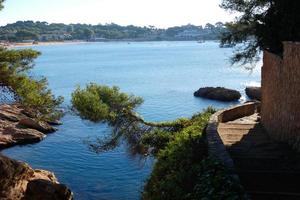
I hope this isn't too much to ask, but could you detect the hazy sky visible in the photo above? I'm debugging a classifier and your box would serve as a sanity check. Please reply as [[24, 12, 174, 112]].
[[0, 0, 236, 28]]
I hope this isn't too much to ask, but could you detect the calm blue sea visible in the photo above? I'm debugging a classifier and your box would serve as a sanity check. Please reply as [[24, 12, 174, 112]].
[[3, 41, 260, 200]]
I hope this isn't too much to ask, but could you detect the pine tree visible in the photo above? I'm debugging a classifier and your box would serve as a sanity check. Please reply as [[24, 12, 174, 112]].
[[221, 0, 300, 65]]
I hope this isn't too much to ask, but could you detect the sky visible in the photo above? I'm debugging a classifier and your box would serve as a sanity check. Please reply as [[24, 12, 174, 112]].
[[0, 0, 236, 28]]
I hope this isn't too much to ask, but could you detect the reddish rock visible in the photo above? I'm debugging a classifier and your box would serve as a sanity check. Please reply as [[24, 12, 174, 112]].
[[47, 120, 63, 126], [0, 104, 56, 148], [23, 179, 73, 200], [0, 104, 72, 199], [0, 154, 73, 200], [19, 118, 56, 134], [0, 125, 45, 148], [0, 104, 26, 122]]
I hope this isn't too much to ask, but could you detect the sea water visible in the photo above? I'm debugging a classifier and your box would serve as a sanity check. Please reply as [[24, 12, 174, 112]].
[[3, 41, 260, 200]]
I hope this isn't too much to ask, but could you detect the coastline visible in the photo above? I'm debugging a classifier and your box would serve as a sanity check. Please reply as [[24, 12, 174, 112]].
[[1, 41, 257, 199], [0, 104, 73, 199], [7, 40, 88, 48], [4, 39, 213, 48]]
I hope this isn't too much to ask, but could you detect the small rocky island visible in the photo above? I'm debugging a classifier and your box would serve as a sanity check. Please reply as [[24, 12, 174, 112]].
[[194, 87, 241, 101], [0, 104, 73, 200], [245, 86, 261, 101]]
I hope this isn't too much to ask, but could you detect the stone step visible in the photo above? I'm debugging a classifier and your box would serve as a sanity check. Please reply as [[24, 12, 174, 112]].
[[238, 170, 300, 195], [248, 191, 300, 200], [218, 123, 257, 129], [229, 148, 289, 158], [232, 156, 300, 171]]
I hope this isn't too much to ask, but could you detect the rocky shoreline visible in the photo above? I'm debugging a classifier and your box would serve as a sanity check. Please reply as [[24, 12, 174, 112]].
[[0, 104, 73, 200], [0, 104, 56, 149]]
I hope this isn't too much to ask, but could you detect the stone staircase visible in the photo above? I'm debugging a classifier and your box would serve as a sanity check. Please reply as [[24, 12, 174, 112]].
[[218, 117, 300, 200]]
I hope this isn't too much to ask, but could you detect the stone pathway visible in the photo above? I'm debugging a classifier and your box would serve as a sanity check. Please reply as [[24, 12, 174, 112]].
[[218, 113, 300, 200]]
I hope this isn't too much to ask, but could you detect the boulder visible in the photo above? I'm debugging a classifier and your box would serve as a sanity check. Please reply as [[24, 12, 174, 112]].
[[0, 104, 26, 122], [0, 154, 73, 200], [245, 87, 261, 100], [0, 111, 20, 122], [194, 87, 241, 101], [0, 104, 71, 199], [0, 125, 45, 148], [0, 104, 57, 149], [23, 179, 73, 200], [18, 118, 56, 134], [21, 109, 36, 118], [47, 120, 63, 126]]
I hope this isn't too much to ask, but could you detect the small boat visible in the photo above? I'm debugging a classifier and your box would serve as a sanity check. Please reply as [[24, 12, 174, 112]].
[[220, 44, 234, 48]]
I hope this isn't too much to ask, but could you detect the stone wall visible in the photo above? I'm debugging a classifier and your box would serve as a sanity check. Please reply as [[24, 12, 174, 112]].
[[207, 102, 259, 170], [261, 42, 300, 150], [218, 102, 260, 123]]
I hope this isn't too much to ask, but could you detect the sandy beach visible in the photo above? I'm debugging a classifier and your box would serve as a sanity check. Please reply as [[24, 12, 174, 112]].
[[5, 40, 88, 48]]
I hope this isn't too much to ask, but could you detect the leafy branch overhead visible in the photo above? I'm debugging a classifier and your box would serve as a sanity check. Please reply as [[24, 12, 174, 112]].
[[221, 0, 300, 65], [71, 84, 215, 154], [0, 0, 3, 10]]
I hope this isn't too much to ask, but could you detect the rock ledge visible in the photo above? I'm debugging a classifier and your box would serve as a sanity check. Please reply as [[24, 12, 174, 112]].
[[0, 104, 55, 149]]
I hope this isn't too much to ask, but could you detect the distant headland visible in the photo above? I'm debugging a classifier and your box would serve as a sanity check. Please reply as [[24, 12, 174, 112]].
[[0, 21, 227, 45]]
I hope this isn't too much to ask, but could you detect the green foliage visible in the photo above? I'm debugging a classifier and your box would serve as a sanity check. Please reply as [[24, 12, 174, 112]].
[[221, 0, 300, 65], [72, 84, 186, 154], [141, 129, 176, 154], [71, 83, 143, 123], [15, 30, 38, 41], [82, 28, 95, 40], [0, 21, 226, 42], [0, 0, 4, 11], [142, 110, 212, 200], [142, 110, 246, 200], [71, 85, 215, 156], [0, 47, 63, 120], [141, 108, 215, 154], [72, 84, 212, 154], [71, 84, 244, 199], [191, 159, 247, 200]]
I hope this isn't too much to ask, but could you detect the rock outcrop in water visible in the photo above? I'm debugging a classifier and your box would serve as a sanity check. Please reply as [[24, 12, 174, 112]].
[[0, 154, 73, 200], [0, 104, 73, 199], [194, 87, 241, 101], [245, 87, 261, 101], [0, 104, 55, 149]]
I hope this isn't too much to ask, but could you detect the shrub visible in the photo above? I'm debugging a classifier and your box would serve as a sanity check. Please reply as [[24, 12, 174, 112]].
[[191, 159, 248, 200], [142, 111, 212, 200], [142, 109, 247, 200]]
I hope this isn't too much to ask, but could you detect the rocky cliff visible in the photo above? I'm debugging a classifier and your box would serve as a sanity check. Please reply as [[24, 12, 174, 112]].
[[0, 104, 73, 200], [0, 154, 73, 200]]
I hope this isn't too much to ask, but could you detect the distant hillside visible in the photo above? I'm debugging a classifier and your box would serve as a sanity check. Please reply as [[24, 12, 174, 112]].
[[0, 21, 227, 42]]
